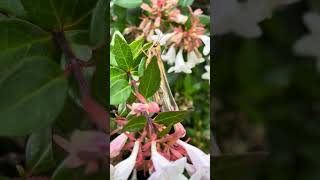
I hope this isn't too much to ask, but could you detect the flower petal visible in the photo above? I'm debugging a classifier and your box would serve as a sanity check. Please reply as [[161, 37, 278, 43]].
[[110, 133, 128, 158]]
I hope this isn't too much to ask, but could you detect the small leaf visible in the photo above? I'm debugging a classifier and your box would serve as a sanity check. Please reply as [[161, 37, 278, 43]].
[[129, 37, 144, 59], [138, 57, 146, 77], [158, 124, 173, 137], [123, 116, 147, 132], [178, 0, 194, 7], [154, 111, 188, 126], [110, 79, 131, 105], [90, 0, 107, 47], [26, 128, 55, 174], [112, 34, 134, 71], [138, 57, 160, 98], [114, 0, 142, 9], [199, 14, 210, 25]]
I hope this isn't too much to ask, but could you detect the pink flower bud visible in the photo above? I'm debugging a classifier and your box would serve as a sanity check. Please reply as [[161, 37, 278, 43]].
[[110, 133, 128, 158], [148, 102, 160, 113]]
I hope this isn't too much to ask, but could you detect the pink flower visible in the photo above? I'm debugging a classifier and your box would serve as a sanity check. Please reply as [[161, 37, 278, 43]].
[[53, 130, 107, 174], [110, 133, 128, 158], [127, 102, 160, 116]]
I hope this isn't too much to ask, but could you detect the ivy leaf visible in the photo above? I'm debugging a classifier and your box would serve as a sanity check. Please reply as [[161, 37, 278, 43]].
[[90, 0, 107, 47], [213, 152, 267, 180], [138, 57, 160, 98], [0, 56, 67, 136], [178, 0, 194, 7], [129, 37, 144, 60], [154, 111, 188, 126], [26, 128, 55, 174], [110, 66, 132, 105], [123, 116, 147, 132], [113, 0, 142, 9], [158, 124, 173, 137], [112, 34, 134, 71]]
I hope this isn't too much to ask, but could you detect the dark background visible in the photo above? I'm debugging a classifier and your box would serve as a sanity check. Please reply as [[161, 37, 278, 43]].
[[213, 0, 320, 179]]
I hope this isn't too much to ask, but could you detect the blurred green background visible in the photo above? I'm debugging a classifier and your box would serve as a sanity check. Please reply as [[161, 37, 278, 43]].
[[214, 0, 320, 179]]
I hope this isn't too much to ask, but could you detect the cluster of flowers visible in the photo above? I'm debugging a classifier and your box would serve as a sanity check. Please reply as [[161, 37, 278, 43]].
[[110, 92, 210, 180], [124, 0, 210, 80]]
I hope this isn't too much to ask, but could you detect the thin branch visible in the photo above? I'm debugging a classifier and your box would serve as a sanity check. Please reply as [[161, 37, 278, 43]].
[[52, 31, 107, 131]]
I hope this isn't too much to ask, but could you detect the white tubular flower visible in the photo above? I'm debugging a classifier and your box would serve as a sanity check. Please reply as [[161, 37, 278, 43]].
[[177, 140, 210, 180], [187, 50, 204, 68], [111, 141, 140, 180], [110, 133, 128, 158], [148, 141, 188, 180], [161, 44, 176, 65], [175, 14, 188, 24], [168, 48, 192, 74], [198, 35, 210, 56], [201, 65, 210, 81], [151, 29, 175, 46]]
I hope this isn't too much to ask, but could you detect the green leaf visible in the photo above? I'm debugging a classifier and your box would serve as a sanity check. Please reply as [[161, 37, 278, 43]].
[[138, 57, 146, 77], [114, 0, 142, 9], [129, 37, 144, 59], [112, 34, 134, 71], [0, 19, 54, 58], [21, 0, 97, 29], [158, 124, 173, 137], [123, 116, 147, 132], [154, 111, 188, 126], [0, 56, 68, 136], [110, 31, 125, 46], [138, 57, 160, 98], [213, 152, 268, 180], [90, 0, 107, 47], [178, 0, 194, 7], [26, 128, 55, 174], [199, 14, 210, 25], [110, 66, 129, 105], [0, 0, 26, 16]]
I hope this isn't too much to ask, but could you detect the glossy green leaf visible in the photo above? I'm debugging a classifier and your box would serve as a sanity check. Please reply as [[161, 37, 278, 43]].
[[138, 57, 146, 77], [114, 0, 142, 9], [70, 44, 92, 61], [90, 0, 107, 47], [21, 0, 97, 29], [112, 34, 134, 71], [123, 116, 147, 132], [26, 128, 55, 174], [130, 37, 144, 59], [0, 0, 25, 16], [154, 111, 188, 126], [110, 79, 131, 105], [111, 66, 128, 81], [0, 56, 68, 136], [138, 57, 160, 98], [178, 0, 194, 7]]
